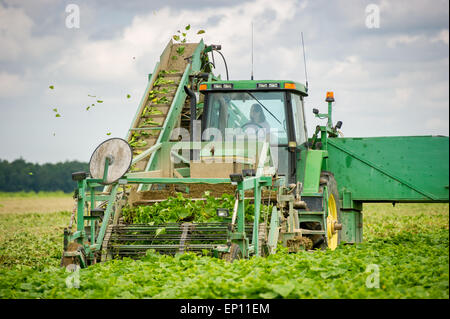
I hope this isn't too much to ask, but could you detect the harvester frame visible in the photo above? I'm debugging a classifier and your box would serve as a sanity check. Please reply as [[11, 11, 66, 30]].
[[61, 39, 449, 268]]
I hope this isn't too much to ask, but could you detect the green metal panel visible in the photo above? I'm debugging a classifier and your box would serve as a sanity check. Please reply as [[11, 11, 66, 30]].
[[340, 210, 363, 243], [76, 179, 86, 239], [302, 150, 328, 194], [95, 184, 119, 246], [327, 136, 449, 202], [296, 145, 308, 184]]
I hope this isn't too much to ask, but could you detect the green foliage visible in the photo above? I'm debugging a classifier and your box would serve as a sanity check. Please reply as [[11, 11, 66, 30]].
[[154, 77, 175, 87], [52, 108, 61, 117], [176, 46, 185, 56], [129, 139, 147, 148], [142, 119, 160, 126], [122, 193, 257, 224], [0, 203, 448, 299], [142, 106, 163, 117], [172, 24, 205, 45], [159, 70, 179, 75], [0, 211, 71, 269]]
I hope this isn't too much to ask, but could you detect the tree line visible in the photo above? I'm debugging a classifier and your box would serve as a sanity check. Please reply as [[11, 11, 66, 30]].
[[0, 158, 89, 193]]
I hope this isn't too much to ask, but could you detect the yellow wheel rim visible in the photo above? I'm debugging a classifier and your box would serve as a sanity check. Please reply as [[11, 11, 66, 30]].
[[326, 193, 338, 250]]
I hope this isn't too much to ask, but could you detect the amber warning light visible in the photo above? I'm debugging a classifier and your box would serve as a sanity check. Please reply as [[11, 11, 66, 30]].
[[326, 91, 335, 102]]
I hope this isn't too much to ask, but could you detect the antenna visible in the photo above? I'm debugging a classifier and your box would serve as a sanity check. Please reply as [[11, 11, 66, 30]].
[[301, 32, 308, 90], [251, 21, 254, 80]]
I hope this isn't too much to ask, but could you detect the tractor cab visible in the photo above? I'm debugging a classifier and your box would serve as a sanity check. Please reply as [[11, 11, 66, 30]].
[[199, 80, 309, 183]]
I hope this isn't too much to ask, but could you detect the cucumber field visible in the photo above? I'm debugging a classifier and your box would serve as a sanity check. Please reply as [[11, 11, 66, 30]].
[[0, 192, 448, 299]]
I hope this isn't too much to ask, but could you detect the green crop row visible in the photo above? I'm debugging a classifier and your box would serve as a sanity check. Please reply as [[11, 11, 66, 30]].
[[122, 192, 272, 224], [0, 229, 448, 299], [0, 203, 448, 299]]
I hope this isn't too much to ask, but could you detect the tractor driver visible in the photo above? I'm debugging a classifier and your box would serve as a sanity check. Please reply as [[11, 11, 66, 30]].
[[247, 103, 270, 134]]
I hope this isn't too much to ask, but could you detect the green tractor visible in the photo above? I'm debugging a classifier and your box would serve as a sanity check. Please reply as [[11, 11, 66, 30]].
[[61, 40, 449, 268]]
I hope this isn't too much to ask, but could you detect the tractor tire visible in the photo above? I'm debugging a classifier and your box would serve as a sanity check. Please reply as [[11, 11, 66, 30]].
[[320, 171, 342, 250], [222, 243, 242, 262], [303, 171, 342, 250]]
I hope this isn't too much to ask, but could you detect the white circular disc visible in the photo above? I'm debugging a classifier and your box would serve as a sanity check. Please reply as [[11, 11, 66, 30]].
[[89, 138, 132, 184]]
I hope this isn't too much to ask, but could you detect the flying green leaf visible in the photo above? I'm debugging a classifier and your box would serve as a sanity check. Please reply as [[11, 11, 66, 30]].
[[55, 114, 61, 117], [88, 94, 96, 97], [106, 132, 111, 136], [86, 106, 90, 111], [176, 46, 185, 55], [197, 30, 205, 34], [49, 85, 54, 89], [97, 100, 103, 103], [182, 32, 186, 37], [127, 94, 131, 99], [52, 108, 57, 112], [28, 172, 33, 175], [173, 35, 180, 41], [185, 24, 190, 30]]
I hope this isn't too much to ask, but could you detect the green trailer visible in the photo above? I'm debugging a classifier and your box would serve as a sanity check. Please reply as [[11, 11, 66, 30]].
[[61, 40, 449, 268]]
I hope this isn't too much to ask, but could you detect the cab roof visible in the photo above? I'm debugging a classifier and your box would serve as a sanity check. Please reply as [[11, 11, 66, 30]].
[[199, 80, 308, 96]]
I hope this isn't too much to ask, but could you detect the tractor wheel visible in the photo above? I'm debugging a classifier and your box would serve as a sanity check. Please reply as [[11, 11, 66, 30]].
[[321, 171, 342, 250], [303, 171, 342, 250], [221, 243, 242, 262]]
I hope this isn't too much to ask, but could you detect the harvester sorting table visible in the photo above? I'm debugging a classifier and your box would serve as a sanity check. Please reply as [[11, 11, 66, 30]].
[[61, 40, 449, 268]]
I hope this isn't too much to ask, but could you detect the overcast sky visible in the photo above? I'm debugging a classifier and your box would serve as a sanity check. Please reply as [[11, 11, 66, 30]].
[[0, 0, 448, 164]]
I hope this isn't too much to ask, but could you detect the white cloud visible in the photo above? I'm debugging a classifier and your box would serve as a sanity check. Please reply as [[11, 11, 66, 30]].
[[0, 72, 27, 98], [431, 29, 449, 45], [0, 0, 448, 163], [0, 6, 33, 61], [0, 4, 64, 63], [387, 35, 422, 48], [424, 117, 449, 132]]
